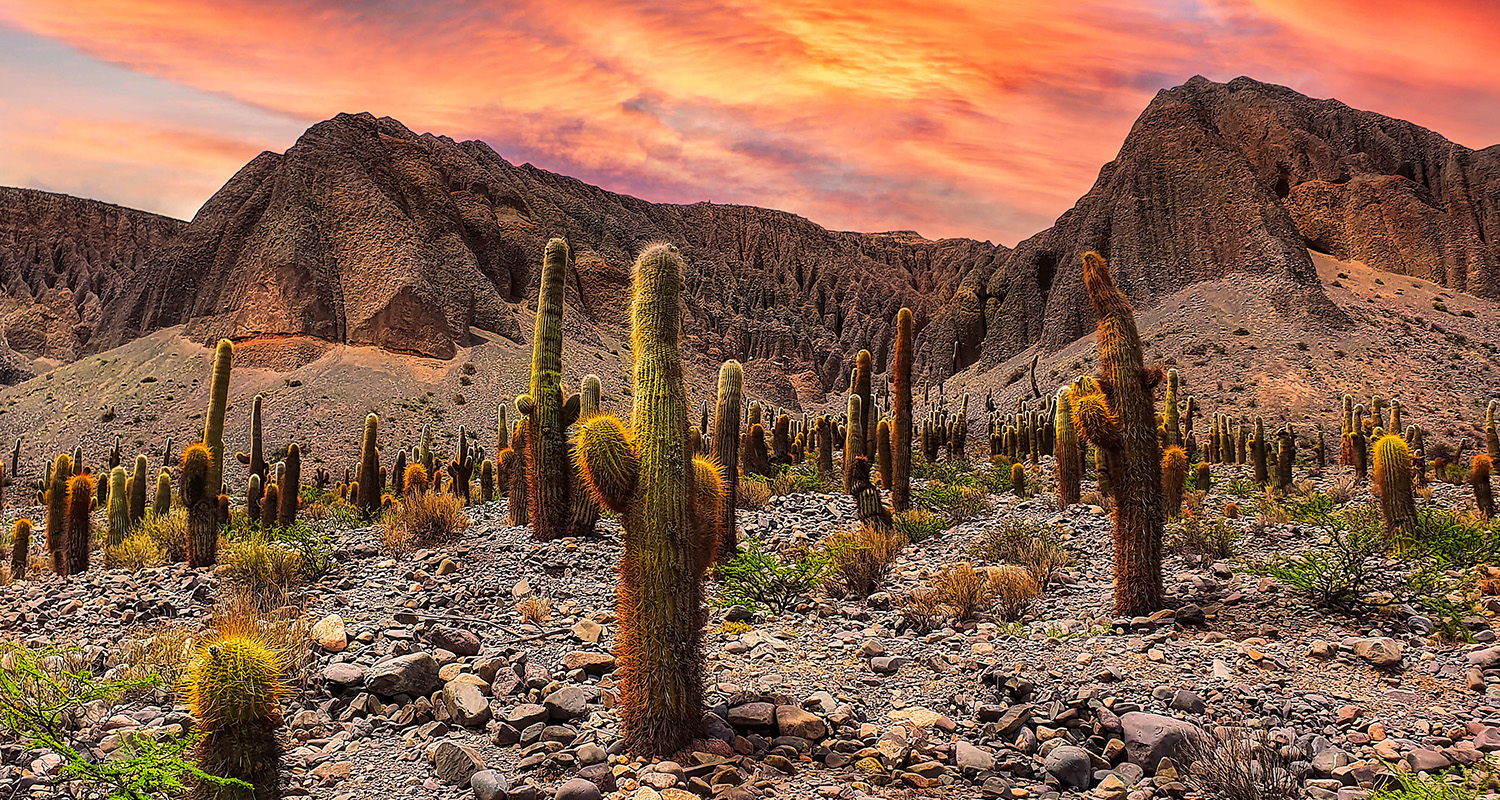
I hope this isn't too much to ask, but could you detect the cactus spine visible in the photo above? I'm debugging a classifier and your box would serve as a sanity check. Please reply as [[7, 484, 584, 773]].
[[572, 243, 723, 756], [711, 360, 743, 562], [1069, 252, 1164, 616], [518, 238, 581, 540]]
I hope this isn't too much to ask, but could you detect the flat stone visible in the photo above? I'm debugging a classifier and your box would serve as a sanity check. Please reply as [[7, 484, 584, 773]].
[[432, 740, 486, 786], [366, 653, 441, 697], [775, 705, 826, 739]]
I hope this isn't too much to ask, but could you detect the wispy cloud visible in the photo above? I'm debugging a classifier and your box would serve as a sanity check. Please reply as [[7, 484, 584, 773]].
[[0, 0, 1495, 240]]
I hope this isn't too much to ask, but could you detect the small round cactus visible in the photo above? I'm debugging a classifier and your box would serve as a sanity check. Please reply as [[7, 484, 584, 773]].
[[182, 633, 286, 799]]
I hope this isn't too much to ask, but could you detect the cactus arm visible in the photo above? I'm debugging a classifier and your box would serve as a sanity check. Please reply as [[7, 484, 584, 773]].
[[516, 394, 535, 417], [573, 414, 638, 514]]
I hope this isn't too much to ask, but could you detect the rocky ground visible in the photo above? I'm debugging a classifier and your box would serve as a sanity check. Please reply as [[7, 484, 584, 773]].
[[2, 456, 1499, 800]]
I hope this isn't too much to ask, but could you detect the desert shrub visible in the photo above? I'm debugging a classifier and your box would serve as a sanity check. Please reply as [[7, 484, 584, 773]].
[[273, 522, 333, 580], [770, 464, 829, 496], [1411, 508, 1500, 568], [1179, 727, 1301, 800], [912, 456, 975, 484], [1326, 476, 1358, 504], [737, 476, 773, 510], [894, 509, 947, 543], [1373, 760, 1498, 800], [824, 525, 906, 599], [970, 519, 1069, 592], [1284, 490, 1337, 525], [1221, 478, 1261, 498], [930, 562, 1002, 621], [1166, 518, 1239, 560], [915, 482, 992, 524], [1258, 525, 1386, 609], [138, 508, 188, 563], [219, 535, 305, 595], [0, 643, 242, 798], [516, 596, 552, 625], [900, 589, 948, 633], [1080, 489, 1108, 508], [1420, 595, 1475, 644], [108, 622, 199, 694], [384, 492, 470, 546], [108, 530, 166, 572], [714, 538, 832, 614], [986, 566, 1040, 621]]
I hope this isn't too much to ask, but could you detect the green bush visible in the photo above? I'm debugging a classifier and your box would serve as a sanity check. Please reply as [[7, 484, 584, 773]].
[[714, 538, 832, 614], [1165, 518, 1239, 559], [894, 509, 948, 543], [1411, 508, 1500, 568], [1258, 525, 1386, 609], [0, 643, 245, 798], [1373, 760, 1496, 800], [970, 519, 1069, 592]]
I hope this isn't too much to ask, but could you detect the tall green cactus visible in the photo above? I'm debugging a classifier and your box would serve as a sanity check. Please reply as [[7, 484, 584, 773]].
[[875, 419, 892, 489], [358, 415, 381, 513], [10, 519, 31, 581], [572, 243, 723, 756], [1055, 385, 1081, 508], [1372, 434, 1416, 551], [181, 444, 216, 566], [711, 360, 742, 562], [843, 395, 863, 494], [235, 394, 267, 483], [853, 349, 873, 458], [153, 469, 172, 517], [1069, 252, 1164, 616], [278, 444, 300, 528], [46, 454, 71, 575], [106, 466, 129, 550], [1162, 369, 1181, 447], [891, 307, 913, 511], [1275, 425, 1295, 489], [518, 238, 582, 540], [66, 472, 94, 574], [204, 340, 232, 498], [129, 455, 148, 524]]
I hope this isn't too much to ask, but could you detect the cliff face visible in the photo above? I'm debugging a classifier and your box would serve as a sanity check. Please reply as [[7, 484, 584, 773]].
[[928, 76, 1499, 375], [0, 188, 185, 382], [92, 112, 1006, 392], [4, 76, 1491, 396]]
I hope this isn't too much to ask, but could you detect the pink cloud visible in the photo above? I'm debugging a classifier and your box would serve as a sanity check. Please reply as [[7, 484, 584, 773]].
[[0, 0, 1495, 242]]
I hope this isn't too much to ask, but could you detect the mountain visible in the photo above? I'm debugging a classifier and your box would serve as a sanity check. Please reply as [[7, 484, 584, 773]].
[[1, 76, 1496, 414], [0, 188, 184, 381], [92, 112, 1005, 400]]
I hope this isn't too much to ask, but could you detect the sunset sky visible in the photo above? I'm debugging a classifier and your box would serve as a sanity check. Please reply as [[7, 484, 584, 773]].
[[1, 0, 1496, 244]]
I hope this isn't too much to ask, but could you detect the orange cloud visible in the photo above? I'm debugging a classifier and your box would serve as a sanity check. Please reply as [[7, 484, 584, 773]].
[[1, 0, 1496, 241]]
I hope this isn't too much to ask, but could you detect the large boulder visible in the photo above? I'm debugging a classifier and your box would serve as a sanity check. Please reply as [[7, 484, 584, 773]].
[[365, 653, 441, 697], [1120, 712, 1202, 772]]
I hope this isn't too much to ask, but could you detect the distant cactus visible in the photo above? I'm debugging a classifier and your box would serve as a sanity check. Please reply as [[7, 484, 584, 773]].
[[9, 437, 18, 483], [711, 361, 743, 562], [500, 422, 529, 526], [1162, 446, 1187, 519], [203, 340, 232, 500], [1388, 399, 1403, 432], [391, 450, 407, 496], [45, 454, 70, 575], [1162, 369, 1181, 447], [480, 460, 495, 503], [183, 631, 286, 799], [419, 425, 434, 475], [771, 414, 792, 465], [843, 395, 863, 493], [356, 415, 381, 513], [1275, 426, 1295, 490], [1069, 252, 1164, 616], [129, 455, 148, 524], [1250, 418, 1268, 485], [1352, 429, 1368, 481], [247, 474, 263, 526], [1195, 461, 1211, 493], [180, 445, 217, 567], [853, 349, 873, 456], [740, 423, 771, 478], [403, 463, 429, 496], [235, 394, 267, 483], [278, 444, 300, 527], [154, 469, 172, 517], [1055, 385, 1081, 508], [10, 519, 31, 580], [567, 378, 604, 535], [571, 243, 723, 756], [1488, 401, 1499, 463], [850, 456, 892, 530], [1473, 455, 1495, 520], [106, 466, 129, 551], [66, 472, 94, 574], [875, 419, 892, 489], [1372, 434, 1417, 551], [1224, 501, 1240, 519], [1011, 462, 1026, 497], [516, 238, 583, 540]]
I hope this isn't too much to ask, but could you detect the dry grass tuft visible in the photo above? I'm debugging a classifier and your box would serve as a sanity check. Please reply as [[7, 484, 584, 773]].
[[824, 524, 906, 599], [384, 492, 471, 547], [218, 536, 304, 595], [516, 595, 553, 625], [138, 509, 188, 563], [970, 519, 1069, 592], [899, 589, 948, 633], [737, 477, 772, 510], [108, 531, 165, 571]]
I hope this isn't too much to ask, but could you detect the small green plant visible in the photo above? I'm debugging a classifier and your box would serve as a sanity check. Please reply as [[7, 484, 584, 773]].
[[0, 643, 245, 799], [1165, 518, 1239, 559], [1258, 525, 1386, 610], [1220, 478, 1260, 497], [894, 508, 948, 542], [1373, 760, 1497, 800], [970, 519, 1069, 592], [713, 538, 832, 614], [1419, 595, 1475, 644]]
